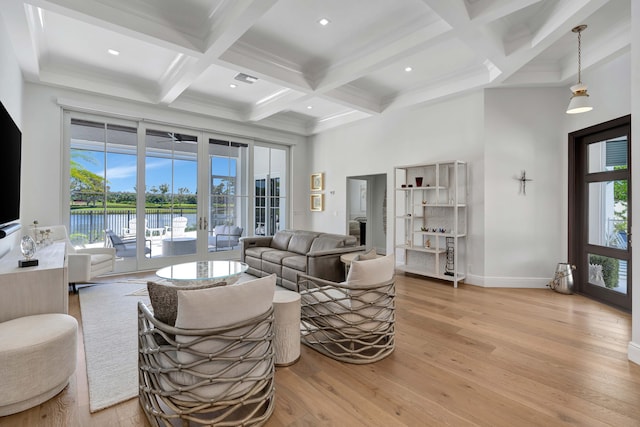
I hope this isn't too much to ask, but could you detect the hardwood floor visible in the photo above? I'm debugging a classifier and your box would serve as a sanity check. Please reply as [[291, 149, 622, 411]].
[[2, 273, 640, 426]]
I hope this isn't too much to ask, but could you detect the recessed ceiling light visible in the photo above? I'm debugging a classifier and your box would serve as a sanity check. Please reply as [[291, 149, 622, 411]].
[[405, 66, 412, 72], [318, 18, 330, 26], [229, 84, 237, 89], [108, 49, 120, 56], [307, 105, 313, 109]]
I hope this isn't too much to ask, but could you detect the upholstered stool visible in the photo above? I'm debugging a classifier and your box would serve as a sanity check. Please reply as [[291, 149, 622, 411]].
[[0, 313, 78, 416], [273, 290, 301, 366]]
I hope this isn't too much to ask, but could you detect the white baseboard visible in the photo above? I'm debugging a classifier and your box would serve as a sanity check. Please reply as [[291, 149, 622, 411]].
[[465, 273, 550, 288], [628, 341, 640, 366]]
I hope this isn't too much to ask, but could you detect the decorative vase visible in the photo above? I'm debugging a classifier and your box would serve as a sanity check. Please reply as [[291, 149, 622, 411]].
[[20, 235, 37, 260], [415, 177, 423, 187]]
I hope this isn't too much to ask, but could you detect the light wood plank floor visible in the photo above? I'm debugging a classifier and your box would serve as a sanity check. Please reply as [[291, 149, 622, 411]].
[[2, 273, 640, 426]]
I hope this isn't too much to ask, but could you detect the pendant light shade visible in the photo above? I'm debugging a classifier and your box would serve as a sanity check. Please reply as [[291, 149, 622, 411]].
[[566, 25, 592, 114], [567, 83, 592, 114]]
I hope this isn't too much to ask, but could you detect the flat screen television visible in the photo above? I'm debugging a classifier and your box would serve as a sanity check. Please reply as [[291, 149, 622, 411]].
[[0, 100, 21, 228]]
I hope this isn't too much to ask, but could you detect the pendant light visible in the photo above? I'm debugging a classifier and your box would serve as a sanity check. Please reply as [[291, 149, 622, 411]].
[[566, 24, 592, 114]]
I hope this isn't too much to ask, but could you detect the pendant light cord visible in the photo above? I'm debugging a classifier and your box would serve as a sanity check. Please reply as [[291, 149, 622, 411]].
[[577, 30, 582, 84]]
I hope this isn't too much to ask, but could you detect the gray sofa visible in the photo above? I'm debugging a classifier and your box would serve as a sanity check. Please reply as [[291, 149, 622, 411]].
[[240, 230, 363, 291]]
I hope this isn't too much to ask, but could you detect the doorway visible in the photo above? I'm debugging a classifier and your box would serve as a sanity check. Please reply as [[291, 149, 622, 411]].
[[569, 115, 631, 311], [346, 174, 387, 254]]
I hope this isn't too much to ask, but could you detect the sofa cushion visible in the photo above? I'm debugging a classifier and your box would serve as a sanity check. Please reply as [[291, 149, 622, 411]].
[[91, 253, 114, 265], [262, 250, 296, 264], [245, 246, 275, 259], [309, 235, 345, 252], [287, 231, 320, 254], [271, 230, 294, 250], [147, 280, 226, 326], [262, 260, 283, 277], [282, 254, 306, 271], [244, 255, 262, 271]]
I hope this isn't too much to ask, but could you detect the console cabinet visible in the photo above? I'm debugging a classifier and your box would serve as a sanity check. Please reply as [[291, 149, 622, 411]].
[[0, 241, 68, 322], [394, 161, 467, 287]]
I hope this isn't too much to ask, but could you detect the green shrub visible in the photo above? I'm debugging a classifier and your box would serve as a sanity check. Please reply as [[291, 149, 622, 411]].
[[588, 255, 619, 288]]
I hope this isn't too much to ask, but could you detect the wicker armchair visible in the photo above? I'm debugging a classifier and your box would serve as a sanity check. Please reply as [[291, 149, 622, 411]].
[[138, 295, 275, 426], [297, 255, 395, 364]]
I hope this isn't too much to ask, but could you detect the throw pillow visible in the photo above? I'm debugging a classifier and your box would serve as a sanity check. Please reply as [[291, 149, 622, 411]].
[[147, 280, 226, 326], [354, 249, 378, 261], [175, 274, 276, 329], [345, 254, 394, 288]]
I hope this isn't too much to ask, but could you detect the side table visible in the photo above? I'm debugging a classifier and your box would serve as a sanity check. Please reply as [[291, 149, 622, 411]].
[[272, 290, 300, 366]]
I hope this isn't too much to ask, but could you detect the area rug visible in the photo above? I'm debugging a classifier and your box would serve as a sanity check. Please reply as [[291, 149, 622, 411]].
[[78, 273, 256, 412], [79, 280, 151, 412]]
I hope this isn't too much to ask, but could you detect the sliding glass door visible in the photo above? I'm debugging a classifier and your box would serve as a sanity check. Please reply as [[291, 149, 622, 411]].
[[66, 112, 289, 272], [207, 137, 249, 251], [143, 127, 198, 261], [254, 145, 287, 236], [68, 116, 139, 271]]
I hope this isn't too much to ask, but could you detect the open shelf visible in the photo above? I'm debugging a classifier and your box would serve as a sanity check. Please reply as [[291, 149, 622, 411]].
[[394, 160, 467, 288]]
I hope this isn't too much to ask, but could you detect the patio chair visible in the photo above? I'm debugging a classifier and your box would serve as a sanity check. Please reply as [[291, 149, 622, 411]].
[[105, 229, 151, 258], [165, 216, 188, 237], [208, 225, 243, 251], [45, 225, 116, 293], [297, 254, 395, 364], [138, 274, 276, 426], [122, 218, 166, 241]]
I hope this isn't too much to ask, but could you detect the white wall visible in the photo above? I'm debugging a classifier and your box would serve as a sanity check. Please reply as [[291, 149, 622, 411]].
[[21, 83, 308, 231], [483, 87, 567, 287], [309, 51, 632, 290], [628, 0, 640, 365], [0, 16, 24, 254], [309, 91, 486, 277]]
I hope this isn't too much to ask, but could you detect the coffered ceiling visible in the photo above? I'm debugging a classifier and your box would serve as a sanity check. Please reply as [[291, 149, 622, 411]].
[[1, 0, 630, 135]]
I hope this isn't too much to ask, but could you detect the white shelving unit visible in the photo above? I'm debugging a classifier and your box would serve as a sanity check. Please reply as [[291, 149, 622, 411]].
[[394, 161, 467, 287]]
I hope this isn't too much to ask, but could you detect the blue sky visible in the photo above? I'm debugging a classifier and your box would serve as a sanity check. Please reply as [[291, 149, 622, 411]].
[[72, 150, 237, 193], [73, 150, 198, 193]]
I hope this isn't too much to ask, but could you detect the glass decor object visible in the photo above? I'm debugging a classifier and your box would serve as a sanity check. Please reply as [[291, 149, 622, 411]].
[[20, 235, 37, 260], [19, 235, 39, 267]]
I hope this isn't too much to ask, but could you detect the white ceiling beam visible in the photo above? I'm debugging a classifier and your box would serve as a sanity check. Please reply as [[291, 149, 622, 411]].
[[157, 0, 279, 105], [1, 1, 41, 80], [319, 87, 382, 116], [309, 111, 372, 135], [558, 24, 631, 82], [466, 0, 542, 23], [494, 0, 612, 84], [247, 90, 309, 122], [312, 20, 453, 92], [27, 0, 204, 54], [384, 66, 490, 111], [219, 42, 312, 92]]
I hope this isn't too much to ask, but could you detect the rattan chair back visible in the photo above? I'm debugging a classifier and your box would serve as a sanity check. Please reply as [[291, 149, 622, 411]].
[[138, 301, 275, 426], [297, 273, 395, 364]]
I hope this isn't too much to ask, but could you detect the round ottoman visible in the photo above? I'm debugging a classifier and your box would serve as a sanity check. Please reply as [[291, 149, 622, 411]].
[[272, 290, 301, 366], [0, 313, 78, 416]]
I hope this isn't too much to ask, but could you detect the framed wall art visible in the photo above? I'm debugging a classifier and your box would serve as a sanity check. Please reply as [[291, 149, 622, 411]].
[[310, 194, 324, 211], [310, 172, 324, 191]]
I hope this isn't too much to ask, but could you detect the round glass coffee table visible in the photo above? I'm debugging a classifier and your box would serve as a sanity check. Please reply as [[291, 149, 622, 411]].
[[156, 260, 248, 286]]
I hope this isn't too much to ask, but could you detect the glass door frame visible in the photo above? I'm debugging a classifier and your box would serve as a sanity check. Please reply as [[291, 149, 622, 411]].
[[253, 143, 289, 237], [63, 110, 142, 273], [65, 111, 290, 272], [569, 115, 632, 311]]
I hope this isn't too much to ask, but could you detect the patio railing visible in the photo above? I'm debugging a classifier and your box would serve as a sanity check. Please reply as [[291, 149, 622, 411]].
[[69, 209, 196, 245]]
